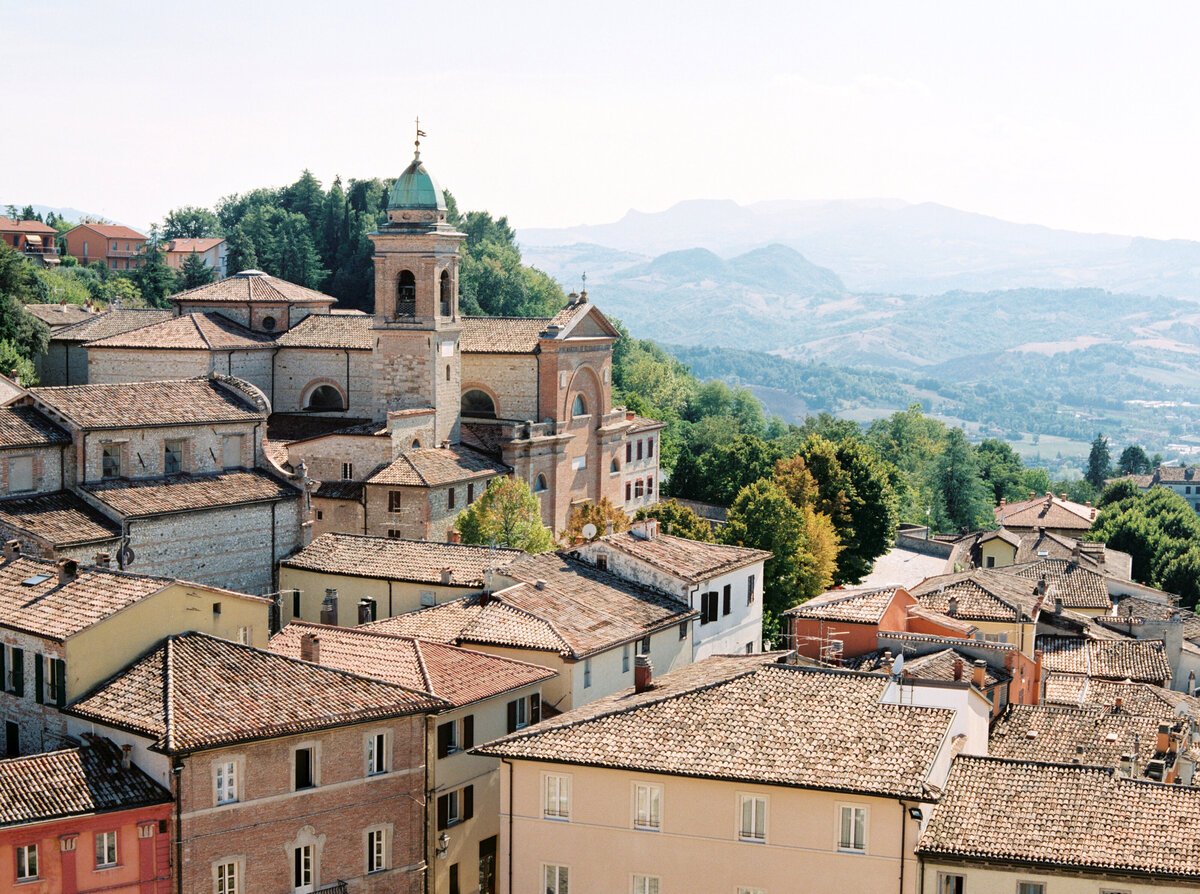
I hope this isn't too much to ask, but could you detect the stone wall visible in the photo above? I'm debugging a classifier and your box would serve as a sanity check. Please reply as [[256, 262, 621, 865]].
[[285, 435, 390, 484], [0, 633, 69, 755], [35, 341, 89, 387], [461, 354, 539, 421], [274, 347, 374, 415], [79, 421, 261, 483], [87, 347, 210, 386], [0, 444, 64, 497]]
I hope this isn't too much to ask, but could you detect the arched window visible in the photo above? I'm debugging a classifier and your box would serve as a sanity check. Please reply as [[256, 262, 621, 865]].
[[261, 315, 276, 331], [572, 395, 587, 417], [440, 269, 452, 317], [411, 439, 421, 449], [397, 270, 416, 316], [304, 385, 343, 412], [533, 474, 548, 493], [461, 390, 497, 419], [610, 458, 620, 473]]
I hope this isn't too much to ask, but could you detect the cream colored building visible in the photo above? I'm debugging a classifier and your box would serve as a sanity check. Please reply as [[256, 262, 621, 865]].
[[268, 621, 554, 894], [480, 656, 991, 894], [911, 569, 1043, 658]]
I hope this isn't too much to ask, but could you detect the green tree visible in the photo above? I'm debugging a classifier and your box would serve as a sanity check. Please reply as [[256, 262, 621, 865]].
[[178, 253, 216, 290], [633, 500, 714, 542], [455, 477, 554, 553], [0, 247, 51, 359], [564, 498, 629, 543], [131, 245, 178, 308], [1085, 433, 1112, 489], [224, 225, 259, 275], [160, 206, 221, 239], [932, 429, 994, 532], [976, 438, 1025, 504], [0, 339, 36, 385], [1117, 444, 1152, 476]]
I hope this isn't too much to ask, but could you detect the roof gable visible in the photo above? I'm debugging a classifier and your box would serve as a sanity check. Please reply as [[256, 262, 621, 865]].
[[281, 533, 523, 586]]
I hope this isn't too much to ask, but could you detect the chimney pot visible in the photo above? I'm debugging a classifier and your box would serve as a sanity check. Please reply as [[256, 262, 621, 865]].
[[626, 410, 635, 421], [1000, 497, 1006, 507], [1060, 492, 1068, 502], [634, 654, 653, 693], [953, 658, 964, 681], [535, 579, 546, 591], [605, 520, 614, 536], [57, 558, 78, 585], [121, 744, 131, 769], [299, 633, 320, 663], [947, 595, 958, 616], [881, 650, 894, 675], [448, 529, 461, 544], [94, 552, 110, 568], [1158, 723, 1172, 754], [972, 659, 986, 688], [441, 567, 452, 585], [320, 588, 338, 626], [1054, 596, 1063, 614]]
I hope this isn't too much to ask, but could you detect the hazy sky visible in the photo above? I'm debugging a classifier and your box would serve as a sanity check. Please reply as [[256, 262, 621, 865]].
[[6, 1, 1200, 239]]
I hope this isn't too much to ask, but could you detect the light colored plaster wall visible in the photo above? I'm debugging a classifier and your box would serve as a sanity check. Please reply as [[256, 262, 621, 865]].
[[503, 761, 921, 894], [460, 354, 539, 421], [276, 566, 478, 625], [689, 565, 765, 659], [919, 862, 1199, 894], [273, 348, 374, 416], [566, 624, 690, 712]]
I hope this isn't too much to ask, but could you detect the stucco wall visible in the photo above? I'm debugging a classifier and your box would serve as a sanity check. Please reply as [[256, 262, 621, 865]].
[[919, 861, 1200, 894], [276, 566, 478, 625]]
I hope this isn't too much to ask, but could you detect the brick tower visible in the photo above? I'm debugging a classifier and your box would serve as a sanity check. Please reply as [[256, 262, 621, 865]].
[[368, 138, 465, 444]]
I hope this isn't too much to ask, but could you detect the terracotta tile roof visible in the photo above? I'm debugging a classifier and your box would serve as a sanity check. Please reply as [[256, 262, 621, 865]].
[[275, 313, 373, 350], [784, 586, 902, 623], [24, 303, 94, 328], [626, 414, 666, 433], [266, 414, 374, 442], [1153, 465, 1200, 483], [1007, 559, 1112, 610], [460, 317, 550, 353], [0, 217, 58, 236], [282, 533, 523, 586], [366, 552, 696, 657], [52, 309, 175, 344], [170, 269, 334, 306], [0, 405, 70, 448], [366, 445, 510, 487], [994, 493, 1094, 530], [164, 238, 223, 253], [68, 223, 146, 240], [67, 632, 444, 752], [0, 490, 120, 547], [82, 469, 300, 518], [87, 312, 274, 351], [0, 742, 169, 828], [1105, 595, 1200, 640], [919, 755, 1200, 878], [312, 480, 364, 501], [479, 663, 954, 797], [0, 555, 169, 641], [33, 376, 265, 429], [989, 702, 1171, 767], [583, 531, 770, 583], [459, 421, 512, 457], [910, 570, 1042, 622], [269, 622, 554, 707], [851, 647, 1010, 687], [1042, 672, 1200, 718], [1036, 635, 1171, 684]]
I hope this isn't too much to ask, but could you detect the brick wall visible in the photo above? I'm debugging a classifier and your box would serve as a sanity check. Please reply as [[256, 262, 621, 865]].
[[363, 479, 500, 542], [87, 347, 211, 386], [286, 435, 391, 484]]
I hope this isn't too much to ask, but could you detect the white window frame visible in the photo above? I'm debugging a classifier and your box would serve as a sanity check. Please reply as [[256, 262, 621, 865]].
[[365, 826, 390, 874], [214, 758, 240, 805], [292, 742, 320, 791], [838, 803, 868, 853], [215, 859, 241, 894], [294, 842, 314, 893], [15, 843, 38, 880], [513, 696, 529, 729], [544, 863, 569, 894], [366, 729, 389, 775], [632, 875, 660, 894], [544, 773, 571, 820], [633, 782, 662, 830], [737, 888, 766, 894], [95, 829, 118, 868], [622, 644, 630, 673], [1016, 883, 1045, 894], [739, 794, 767, 842]]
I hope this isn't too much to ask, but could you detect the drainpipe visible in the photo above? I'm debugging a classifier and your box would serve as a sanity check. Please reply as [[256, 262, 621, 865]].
[[503, 757, 514, 894], [172, 757, 183, 894], [270, 502, 278, 589], [345, 349, 351, 412], [898, 800, 907, 894]]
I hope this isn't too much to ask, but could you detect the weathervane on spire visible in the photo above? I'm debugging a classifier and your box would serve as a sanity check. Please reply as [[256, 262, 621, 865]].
[[415, 116, 427, 160]]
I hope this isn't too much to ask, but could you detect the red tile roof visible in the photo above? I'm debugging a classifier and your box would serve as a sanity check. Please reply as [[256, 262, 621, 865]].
[[582, 531, 770, 583], [33, 376, 266, 428], [0, 490, 121, 548], [367, 445, 510, 487], [87, 313, 274, 351], [52, 309, 175, 344], [82, 469, 300, 518], [23, 303, 94, 328], [784, 586, 903, 623], [995, 493, 1094, 530], [459, 317, 550, 353], [170, 269, 334, 305], [67, 223, 147, 240], [164, 238, 223, 253], [281, 533, 522, 586], [0, 217, 58, 236], [1035, 635, 1171, 684], [275, 313, 373, 349], [0, 405, 71, 448]]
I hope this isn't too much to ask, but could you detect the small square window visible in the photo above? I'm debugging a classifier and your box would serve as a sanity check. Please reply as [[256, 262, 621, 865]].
[[294, 746, 316, 790]]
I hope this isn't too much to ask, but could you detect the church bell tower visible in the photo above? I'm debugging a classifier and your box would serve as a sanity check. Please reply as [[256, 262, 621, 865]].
[[368, 128, 465, 445]]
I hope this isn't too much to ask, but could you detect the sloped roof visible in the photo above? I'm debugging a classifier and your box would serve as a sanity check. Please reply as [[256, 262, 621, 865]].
[[918, 756, 1200, 879], [1042, 672, 1200, 717], [66, 223, 146, 240], [24, 303, 93, 328], [364, 595, 571, 653], [0, 490, 120, 548], [851, 647, 1010, 687], [1154, 465, 1200, 483], [269, 622, 554, 707], [990, 703, 1169, 767], [367, 445, 510, 487], [66, 632, 444, 752], [1036, 635, 1171, 684], [0, 404, 71, 448], [87, 312, 274, 351], [82, 470, 299, 518], [479, 663, 954, 798], [910, 570, 1042, 622], [784, 587, 903, 624], [583, 531, 770, 583], [995, 493, 1094, 530], [281, 533, 523, 586], [275, 313, 373, 350], [1007, 558, 1112, 611], [164, 238, 223, 253], [627, 414, 666, 433], [170, 269, 334, 306], [0, 743, 169, 828], [459, 317, 551, 353], [1105, 595, 1200, 640], [52, 308, 175, 344], [32, 376, 265, 428], [0, 217, 58, 236]]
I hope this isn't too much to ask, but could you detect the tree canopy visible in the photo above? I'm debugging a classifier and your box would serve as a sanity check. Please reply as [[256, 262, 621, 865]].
[[454, 478, 554, 553]]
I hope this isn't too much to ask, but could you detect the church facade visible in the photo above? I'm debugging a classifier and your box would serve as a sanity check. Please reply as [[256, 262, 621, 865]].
[[64, 150, 660, 539]]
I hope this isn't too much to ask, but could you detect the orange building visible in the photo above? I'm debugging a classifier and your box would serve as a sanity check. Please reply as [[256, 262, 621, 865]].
[[0, 217, 59, 266], [60, 224, 147, 270]]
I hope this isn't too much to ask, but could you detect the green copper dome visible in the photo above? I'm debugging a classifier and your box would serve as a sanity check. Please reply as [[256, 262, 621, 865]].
[[387, 155, 446, 211]]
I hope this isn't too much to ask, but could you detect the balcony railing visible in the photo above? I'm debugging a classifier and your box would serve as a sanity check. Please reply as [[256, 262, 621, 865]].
[[106, 249, 142, 258], [20, 245, 57, 255], [313, 882, 348, 894]]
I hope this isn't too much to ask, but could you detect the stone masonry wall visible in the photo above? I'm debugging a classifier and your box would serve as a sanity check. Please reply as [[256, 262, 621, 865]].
[[274, 348, 375, 416], [461, 354, 539, 421]]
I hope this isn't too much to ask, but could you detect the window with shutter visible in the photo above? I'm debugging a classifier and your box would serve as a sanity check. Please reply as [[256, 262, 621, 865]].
[[747, 574, 755, 604], [11, 647, 23, 696], [723, 585, 732, 616], [530, 693, 541, 724], [463, 784, 474, 821], [462, 715, 474, 750], [33, 654, 43, 705], [437, 721, 458, 758], [53, 659, 65, 707]]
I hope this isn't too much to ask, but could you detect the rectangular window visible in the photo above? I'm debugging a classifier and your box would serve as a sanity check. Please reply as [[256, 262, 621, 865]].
[[626, 443, 632, 463], [639, 635, 650, 655], [737, 889, 766, 894], [622, 644, 630, 673], [646, 476, 653, 495], [740, 795, 766, 841], [1017, 884, 1045, 894], [448, 487, 456, 509], [367, 732, 388, 774], [936, 875, 964, 894], [16, 843, 37, 880], [635, 479, 644, 498], [637, 440, 644, 460], [583, 657, 592, 688], [571, 456, 586, 471], [216, 861, 239, 894], [102, 443, 121, 478], [634, 783, 662, 830], [544, 774, 570, 819], [420, 589, 436, 606], [985, 555, 995, 568], [625, 481, 632, 501], [95, 830, 117, 867], [9, 455, 33, 492], [437, 785, 474, 829], [437, 720, 460, 758], [449, 864, 460, 894], [388, 489, 403, 512], [633, 876, 659, 894], [839, 804, 867, 851], [4, 645, 23, 696], [294, 844, 313, 890], [723, 584, 732, 616], [215, 760, 238, 804], [700, 591, 719, 624], [387, 529, 403, 539], [342, 462, 354, 480], [237, 626, 252, 645], [164, 440, 183, 475], [597, 553, 608, 571], [679, 620, 688, 640], [507, 697, 529, 732], [544, 865, 569, 894], [647, 439, 654, 458], [747, 574, 756, 605], [222, 434, 242, 468], [294, 747, 315, 790], [367, 828, 387, 872], [467, 482, 475, 504]]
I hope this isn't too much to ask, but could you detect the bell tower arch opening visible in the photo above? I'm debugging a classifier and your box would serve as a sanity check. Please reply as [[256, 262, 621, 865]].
[[440, 269, 453, 318], [397, 270, 416, 317]]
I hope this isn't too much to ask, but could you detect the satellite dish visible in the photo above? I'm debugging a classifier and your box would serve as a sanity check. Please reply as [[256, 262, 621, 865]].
[[892, 653, 905, 677], [582, 523, 598, 540]]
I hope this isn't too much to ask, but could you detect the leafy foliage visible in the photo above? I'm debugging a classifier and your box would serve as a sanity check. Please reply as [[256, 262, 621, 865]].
[[632, 500, 714, 542], [178, 252, 216, 290], [563, 498, 630, 544], [1085, 434, 1112, 489], [160, 206, 222, 240], [454, 478, 554, 553]]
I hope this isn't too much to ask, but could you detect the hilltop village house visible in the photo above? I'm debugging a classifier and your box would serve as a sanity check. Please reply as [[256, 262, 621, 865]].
[[32, 150, 660, 536]]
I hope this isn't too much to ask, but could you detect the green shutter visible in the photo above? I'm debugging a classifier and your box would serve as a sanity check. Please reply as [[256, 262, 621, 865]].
[[33, 655, 43, 705], [53, 659, 66, 708], [10, 648, 22, 696]]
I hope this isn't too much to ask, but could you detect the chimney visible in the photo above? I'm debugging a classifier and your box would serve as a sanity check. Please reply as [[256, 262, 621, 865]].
[[947, 595, 958, 616], [953, 658, 964, 681], [1090, 507, 1096, 520], [634, 654, 653, 693], [357, 599, 375, 624], [605, 520, 614, 536], [1072, 744, 1085, 764], [880, 650, 894, 675], [94, 552, 110, 569], [972, 659, 986, 689], [999, 497, 1006, 507], [320, 588, 338, 626], [440, 568, 452, 586], [631, 519, 658, 541], [1029, 491, 1036, 500], [626, 409, 635, 422], [441, 440, 450, 450], [299, 633, 320, 663], [1114, 695, 1123, 711], [1034, 649, 1044, 704], [535, 579, 547, 591], [1157, 723, 1171, 754], [448, 529, 461, 544], [121, 744, 132, 769], [1054, 596, 1063, 614], [1189, 670, 1196, 694], [2, 540, 19, 561], [1060, 492, 1068, 502], [57, 558, 78, 585]]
